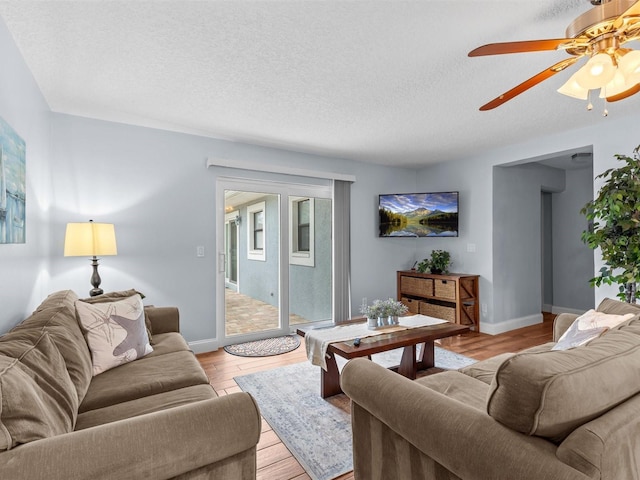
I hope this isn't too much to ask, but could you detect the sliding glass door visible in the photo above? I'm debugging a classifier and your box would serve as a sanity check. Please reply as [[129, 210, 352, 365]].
[[217, 178, 333, 346]]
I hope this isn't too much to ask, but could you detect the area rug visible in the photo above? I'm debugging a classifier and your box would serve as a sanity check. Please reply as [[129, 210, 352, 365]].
[[234, 347, 476, 480], [223, 334, 301, 357]]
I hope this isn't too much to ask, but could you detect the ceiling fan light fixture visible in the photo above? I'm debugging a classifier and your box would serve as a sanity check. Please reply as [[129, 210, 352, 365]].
[[576, 53, 617, 89], [558, 71, 590, 99], [618, 49, 640, 83], [599, 70, 630, 97]]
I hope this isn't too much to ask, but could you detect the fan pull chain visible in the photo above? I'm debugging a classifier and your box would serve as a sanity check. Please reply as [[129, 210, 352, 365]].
[[587, 90, 593, 111], [600, 86, 608, 117]]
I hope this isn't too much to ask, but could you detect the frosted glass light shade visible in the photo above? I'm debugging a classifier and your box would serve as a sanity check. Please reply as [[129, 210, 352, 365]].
[[558, 71, 589, 100], [618, 49, 640, 85], [599, 70, 630, 98], [576, 53, 616, 89], [64, 222, 117, 256]]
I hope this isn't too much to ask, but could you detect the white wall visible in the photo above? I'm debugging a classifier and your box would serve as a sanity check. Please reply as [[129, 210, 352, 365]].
[[0, 18, 52, 333]]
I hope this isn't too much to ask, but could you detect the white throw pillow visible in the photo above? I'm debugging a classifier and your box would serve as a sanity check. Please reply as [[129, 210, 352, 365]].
[[75, 294, 153, 375], [576, 309, 635, 330], [552, 309, 634, 351]]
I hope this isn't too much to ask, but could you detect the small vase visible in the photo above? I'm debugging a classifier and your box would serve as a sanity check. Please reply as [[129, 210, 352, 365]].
[[387, 315, 399, 325], [430, 268, 443, 275], [377, 316, 387, 327], [367, 317, 377, 329]]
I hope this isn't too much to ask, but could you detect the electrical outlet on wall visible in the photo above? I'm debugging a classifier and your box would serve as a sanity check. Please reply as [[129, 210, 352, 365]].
[[196, 246, 205, 257]]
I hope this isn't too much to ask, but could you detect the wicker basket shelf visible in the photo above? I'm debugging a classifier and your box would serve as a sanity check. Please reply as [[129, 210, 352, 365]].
[[397, 271, 480, 331]]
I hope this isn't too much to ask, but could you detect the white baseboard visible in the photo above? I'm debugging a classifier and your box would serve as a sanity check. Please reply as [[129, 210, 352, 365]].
[[551, 306, 585, 315], [481, 313, 543, 336], [188, 338, 219, 354]]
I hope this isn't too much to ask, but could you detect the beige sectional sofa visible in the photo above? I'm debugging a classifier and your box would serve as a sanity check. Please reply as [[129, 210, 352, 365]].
[[341, 298, 640, 480], [0, 290, 261, 480]]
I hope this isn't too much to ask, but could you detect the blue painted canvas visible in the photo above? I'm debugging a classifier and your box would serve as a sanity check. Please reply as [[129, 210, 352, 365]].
[[0, 116, 26, 244]]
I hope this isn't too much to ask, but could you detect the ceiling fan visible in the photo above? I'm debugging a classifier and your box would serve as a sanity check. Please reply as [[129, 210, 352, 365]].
[[469, 0, 640, 111]]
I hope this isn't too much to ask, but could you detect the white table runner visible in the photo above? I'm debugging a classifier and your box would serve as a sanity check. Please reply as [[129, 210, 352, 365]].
[[304, 314, 448, 370]]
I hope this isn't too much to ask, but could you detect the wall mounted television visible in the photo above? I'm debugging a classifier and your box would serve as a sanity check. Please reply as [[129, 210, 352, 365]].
[[379, 191, 459, 237]]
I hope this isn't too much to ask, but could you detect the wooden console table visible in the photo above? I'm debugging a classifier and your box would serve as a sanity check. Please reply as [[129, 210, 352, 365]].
[[397, 271, 480, 331]]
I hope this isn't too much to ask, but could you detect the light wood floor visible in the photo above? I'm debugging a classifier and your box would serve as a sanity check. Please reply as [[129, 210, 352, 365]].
[[196, 314, 555, 480]]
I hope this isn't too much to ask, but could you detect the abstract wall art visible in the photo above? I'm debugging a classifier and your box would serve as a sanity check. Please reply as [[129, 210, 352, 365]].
[[0, 116, 26, 244]]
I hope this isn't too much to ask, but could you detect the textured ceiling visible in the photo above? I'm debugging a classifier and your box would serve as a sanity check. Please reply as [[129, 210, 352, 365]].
[[0, 0, 637, 168]]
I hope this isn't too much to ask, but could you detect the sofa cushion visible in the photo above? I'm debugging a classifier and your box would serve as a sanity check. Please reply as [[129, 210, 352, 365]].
[[416, 370, 488, 411], [596, 297, 640, 316], [11, 305, 93, 404], [459, 352, 515, 385], [487, 326, 640, 443], [0, 331, 77, 450], [146, 332, 191, 358], [34, 289, 78, 314], [459, 343, 555, 385], [75, 384, 216, 431], [75, 294, 153, 376], [79, 350, 210, 413]]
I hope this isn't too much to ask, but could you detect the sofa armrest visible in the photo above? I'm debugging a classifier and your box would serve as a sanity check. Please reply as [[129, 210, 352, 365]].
[[145, 306, 180, 334], [0, 392, 260, 480], [341, 358, 589, 480], [554, 313, 579, 342]]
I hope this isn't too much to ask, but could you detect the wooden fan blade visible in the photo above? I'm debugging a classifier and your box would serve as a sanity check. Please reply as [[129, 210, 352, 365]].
[[479, 57, 580, 111], [468, 39, 575, 57], [606, 83, 640, 102], [613, 0, 640, 30]]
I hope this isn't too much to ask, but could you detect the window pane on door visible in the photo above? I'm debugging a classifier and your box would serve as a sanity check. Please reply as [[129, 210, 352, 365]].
[[225, 191, 280, 336]]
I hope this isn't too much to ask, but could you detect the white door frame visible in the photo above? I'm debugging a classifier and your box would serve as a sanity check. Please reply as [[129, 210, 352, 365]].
[[224, 210, 240, 290]]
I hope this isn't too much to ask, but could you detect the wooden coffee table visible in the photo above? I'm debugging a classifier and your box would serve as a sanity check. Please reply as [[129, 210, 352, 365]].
[[297, 320, 469, 398]]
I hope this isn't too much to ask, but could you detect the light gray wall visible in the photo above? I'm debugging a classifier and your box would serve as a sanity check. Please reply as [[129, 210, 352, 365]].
[[493, 163, 565, 325], [551, 166, 594, 312], [45, 113, 419, 343], [0, 18, 52, 333], [416, 114, 637, 332], [541, 192, 553, 309]]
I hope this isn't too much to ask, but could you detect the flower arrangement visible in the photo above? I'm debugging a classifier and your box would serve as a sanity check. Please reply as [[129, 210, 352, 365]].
[[360, 298, 408, 318]]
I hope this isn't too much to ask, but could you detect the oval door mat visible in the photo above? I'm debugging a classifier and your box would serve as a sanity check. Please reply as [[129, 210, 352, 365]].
[[224, 335, 301, 357]]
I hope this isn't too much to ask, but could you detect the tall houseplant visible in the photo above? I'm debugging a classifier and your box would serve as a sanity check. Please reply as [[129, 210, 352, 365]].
[[581, 145, 640, 303]]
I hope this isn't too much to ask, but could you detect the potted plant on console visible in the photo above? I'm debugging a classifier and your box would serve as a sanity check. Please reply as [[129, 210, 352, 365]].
[[417, 249, 451, 274]]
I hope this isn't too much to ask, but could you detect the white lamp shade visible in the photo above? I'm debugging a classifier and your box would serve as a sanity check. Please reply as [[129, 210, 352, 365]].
[[618, 49, 640, 85], [558, 71, 589, 100], [64, 222, 117, 257], [576, 53, 616, 90]]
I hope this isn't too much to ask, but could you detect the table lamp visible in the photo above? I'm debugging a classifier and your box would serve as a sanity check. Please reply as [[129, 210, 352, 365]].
[[64, 219, 117, 296]]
